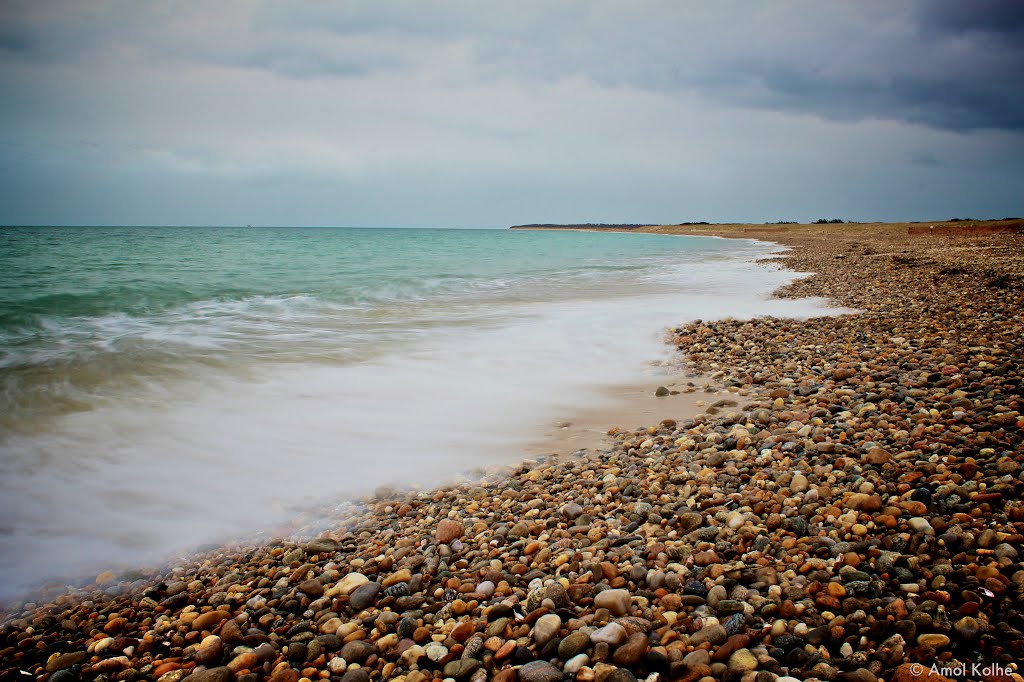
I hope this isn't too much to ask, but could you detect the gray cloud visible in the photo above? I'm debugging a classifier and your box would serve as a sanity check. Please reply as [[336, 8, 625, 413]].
[[0, 1, 1021, 227], [2, 2, 1022, 131], [916, 0, 1024, 36], [239, 2, 1024, 133]]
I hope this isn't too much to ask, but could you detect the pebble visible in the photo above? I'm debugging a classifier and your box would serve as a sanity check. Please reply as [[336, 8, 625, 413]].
[[727, 648, 759, 672], [517, 660, 565, 682], [3, 224, 1024, 682], [917, 633, 950, 648], [436, 518, 464, 544], [591, 622, 628, 646], [184, 668, 233, 682], [908, 517, 934, 535], [611, 632, 649, 666], [333, 572, 369, 596], [594, 588, 632, 616], [46, 651, 88, 672], [564, 653, 590, 674], [562, 502, 584, 519], [558, 631, 591, 659], [533, 613, 562, 647], [339, 669, 370, 682], [348, 581, 381, 611], [443, 658, 482, 679], [690, 623, 727, 646]]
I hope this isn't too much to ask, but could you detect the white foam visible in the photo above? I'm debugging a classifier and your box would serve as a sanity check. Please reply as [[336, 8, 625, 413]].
[[0, 242, 846, 599]]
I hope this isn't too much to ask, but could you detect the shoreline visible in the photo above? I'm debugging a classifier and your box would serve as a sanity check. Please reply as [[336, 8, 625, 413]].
[[0, 231, 815, 601], [3, 223, 1023, 682]]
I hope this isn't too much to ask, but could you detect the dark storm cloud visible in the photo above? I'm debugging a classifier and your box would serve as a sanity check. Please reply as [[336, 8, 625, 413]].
[[707, 56, 1024, 133], [262, 2, 1024, 132], [917, 0, 1024, 35], [0, 1, 1021, 227], [2, 2, 1021, 131], [901, 0, 1024, 130]]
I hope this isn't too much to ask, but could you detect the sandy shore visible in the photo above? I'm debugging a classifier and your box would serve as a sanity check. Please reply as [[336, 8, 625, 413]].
[[2, 220, 1022, 682]]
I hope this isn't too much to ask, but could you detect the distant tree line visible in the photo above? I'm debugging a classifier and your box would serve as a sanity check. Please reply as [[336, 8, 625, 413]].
[[814, 218, 845, 224]]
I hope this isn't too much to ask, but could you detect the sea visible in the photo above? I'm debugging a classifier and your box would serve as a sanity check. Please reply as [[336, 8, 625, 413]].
[[0, 226, 837, 600]]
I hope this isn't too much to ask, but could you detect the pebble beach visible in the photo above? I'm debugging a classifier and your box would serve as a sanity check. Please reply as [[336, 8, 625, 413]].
[[2, 221, 1022, 682]]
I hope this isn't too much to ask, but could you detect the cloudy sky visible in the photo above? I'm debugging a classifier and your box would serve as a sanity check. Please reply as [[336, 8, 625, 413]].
[[1, 1, 1022, 228]]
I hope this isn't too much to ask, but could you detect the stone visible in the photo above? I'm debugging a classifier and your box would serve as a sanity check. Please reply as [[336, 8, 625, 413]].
[[862, 446, 891, 465], [194, 635, 224, 665], [269, 670, 300, 682], [705, 584, 726, 608], [908, 517, 934, 535], [443, 658, 482, 679], [562, 502, 584, 520], [227, 652, 258, 673], [954, 616, 980, 639], [340, 669, 370, 682], [339, 640, 376, 663], [563, 653, 590, 674], [715, 599, 745, 615], [994, 543, 1018, 560], [847, 493, 883, 513], [517, 660, 564, 682], [690, 623, 727, 646], [604, 669, 638, 682], [676, 511, 703, 532], [611, 632, 649, 666], [49, 673, 79, 682], [836, 669, 877, 682], [594, 588, 631, 616], [220, 619, 243, 644], [297, 578, 323, 596], [424, 642, 449, 662], [437, 518, 465, 544], [184, 668, 234, 682], [916, 633, 950, 648], [46, 651, 89, 673], [192, 610, 230, 632], [558, 630, 591, 659], [348, 581, 382, 611], [683, 649, 711, 667], [382, 568, 412, 587], [727, 648, 758, 672], [590, 622, 628, 646], [287, 641, 307, 662], [306, 537, 342, 554], [332, 572, 370, 596], [157, 673, 189, 682], [533, 613, 562, 647]]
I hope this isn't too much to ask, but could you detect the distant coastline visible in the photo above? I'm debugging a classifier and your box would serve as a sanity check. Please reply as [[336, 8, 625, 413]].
[[510, 217, 1023, 238], [509, 223, 651, 230]]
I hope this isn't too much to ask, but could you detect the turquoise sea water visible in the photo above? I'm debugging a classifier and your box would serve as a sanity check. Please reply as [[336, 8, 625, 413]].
[[0, 226, 833, 598]]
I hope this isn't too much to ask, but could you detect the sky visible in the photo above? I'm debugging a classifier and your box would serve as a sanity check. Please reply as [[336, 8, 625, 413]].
[[0, 1, 1022, 228]]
